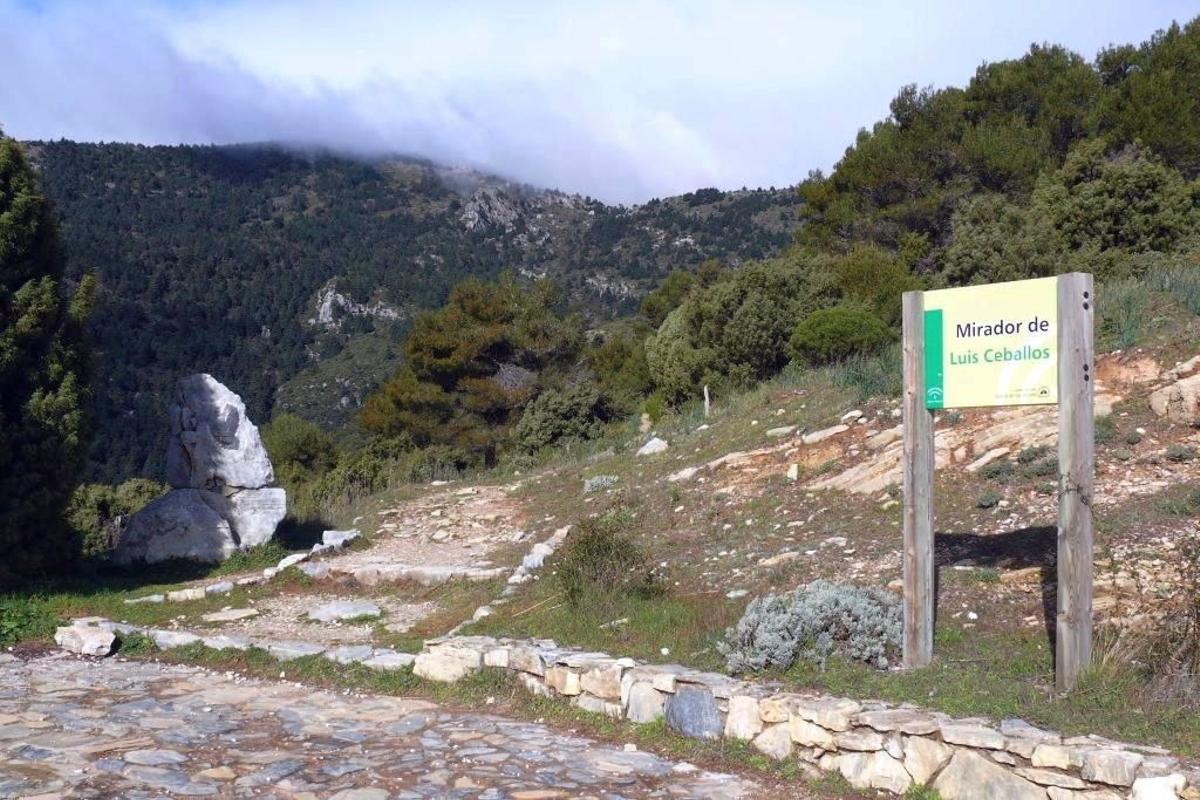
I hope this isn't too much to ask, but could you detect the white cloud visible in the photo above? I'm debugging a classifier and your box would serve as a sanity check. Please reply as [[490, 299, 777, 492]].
[[1, 0, 1193, 202]]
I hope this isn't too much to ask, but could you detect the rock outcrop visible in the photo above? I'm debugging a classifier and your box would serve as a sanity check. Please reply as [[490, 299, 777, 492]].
[[115, 375, 286, 565]]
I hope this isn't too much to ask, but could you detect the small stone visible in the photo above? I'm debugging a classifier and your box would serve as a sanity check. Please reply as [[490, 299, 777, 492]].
[[200, 608, 259, 623], [835, 727, 884, 751], [166, 587, 206, 602], [363, 651, 416, 671], [321, 529, 360, 549], [766, 425, 796, 438], [265, 640, 325, 661], [752, 723, 793, 760], [124, 749, 188, 766], [1033, 743, 1078, 770], [307, 600, 381, 623], [276, 552, 308, 571], [792, 696, 861, 732], [785, 464, 800, 481], [838, 751, 912, 794], [801, 424, 849, 445], [54, 624, 116, 657], [636, 437, 669, 456], [204, 581, 234, 596], [857, 708, 939, 736], [789, 717, 835, 749], [940, 720, 1006, 749], [149, 630, 201, 650], [625, 682, 665, 724], [125, 594, 165, 605], [723, 695, 763, 741], [1081, 749, 1144, 787], [904, 735, 953, 785]]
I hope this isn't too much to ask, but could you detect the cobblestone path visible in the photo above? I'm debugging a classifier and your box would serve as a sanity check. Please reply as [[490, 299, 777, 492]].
[[0, 654, 764, 799]]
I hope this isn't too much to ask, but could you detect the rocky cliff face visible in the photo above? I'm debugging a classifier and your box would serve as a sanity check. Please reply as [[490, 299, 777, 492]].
[[115, 375, 286, 565]]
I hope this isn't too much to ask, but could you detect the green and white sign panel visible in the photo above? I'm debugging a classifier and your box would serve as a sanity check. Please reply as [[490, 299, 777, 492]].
[[923, 276, 1059, 410]]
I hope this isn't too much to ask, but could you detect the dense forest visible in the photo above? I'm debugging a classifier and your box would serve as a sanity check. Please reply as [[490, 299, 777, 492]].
[[28, 143, 803, 480]]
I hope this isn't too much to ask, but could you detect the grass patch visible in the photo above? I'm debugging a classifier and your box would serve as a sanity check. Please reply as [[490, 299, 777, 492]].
[[779, 623, 1200, 756]]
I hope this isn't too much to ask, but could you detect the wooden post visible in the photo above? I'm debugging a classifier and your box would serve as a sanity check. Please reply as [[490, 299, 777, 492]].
[[703, 385, 711, 418], [1056, 272, 1095, 692], [902, 291, 935, 668]]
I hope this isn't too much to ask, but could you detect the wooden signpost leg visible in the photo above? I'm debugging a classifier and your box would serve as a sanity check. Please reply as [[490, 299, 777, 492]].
[[902, 291, 934, 668], [1056, 272, 1095, 692]]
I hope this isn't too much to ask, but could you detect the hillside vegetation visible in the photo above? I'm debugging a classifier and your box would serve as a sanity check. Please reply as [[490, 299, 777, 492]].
[[29, 142, 802, 480]]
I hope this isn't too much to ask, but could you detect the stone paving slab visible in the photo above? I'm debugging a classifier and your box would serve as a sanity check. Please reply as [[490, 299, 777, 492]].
[[0, 653, 763, 799]]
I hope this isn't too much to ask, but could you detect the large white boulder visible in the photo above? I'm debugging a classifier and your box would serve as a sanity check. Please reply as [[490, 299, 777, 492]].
[[167, 374, 274, 490], [201, 487, 287, 549], [114, 489, 238, 565]]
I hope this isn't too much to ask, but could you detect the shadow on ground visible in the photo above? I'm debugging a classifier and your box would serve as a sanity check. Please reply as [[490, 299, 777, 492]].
[[935, 525, 1057, 648]]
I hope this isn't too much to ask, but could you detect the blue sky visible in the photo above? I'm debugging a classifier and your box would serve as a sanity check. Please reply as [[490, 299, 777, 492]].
[[2, 1, 1195, 202]]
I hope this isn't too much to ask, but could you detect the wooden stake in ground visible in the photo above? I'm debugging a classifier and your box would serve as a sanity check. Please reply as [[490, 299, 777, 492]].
[[902, 290, 934, 669], [1056, 272, 1095, 692]]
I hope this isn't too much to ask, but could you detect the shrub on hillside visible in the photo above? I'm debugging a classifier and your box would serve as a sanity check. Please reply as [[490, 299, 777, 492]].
[[262, 413, 338, 484], [66, 479, 168, 557], [556, 506, 661, 609], [720, 580, 902, 673], [512, 384, 611, 456], [790, 306, 893, 365]]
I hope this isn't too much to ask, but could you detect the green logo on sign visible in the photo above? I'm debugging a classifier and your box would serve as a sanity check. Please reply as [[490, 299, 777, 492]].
[[924, 309, 944, 409]]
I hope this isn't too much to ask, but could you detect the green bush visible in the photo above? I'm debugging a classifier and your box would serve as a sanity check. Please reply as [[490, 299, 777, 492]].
[[1094, 415, 1117, 444], [556, 507, 661, 609], [65, 478, 168, 557], [790, 306, 893, 365], [1098, 278, 1151, 350], [1020, 456, 1059, 478], [511, 384, 611, 456], [262, 413, 338, 483], [830, 342, 903, 401], [979, 460, 1015, 482], [0, 596, 57, 646], [1017, 445, 1052, 464], [977, 489, 1004, 508], [1166, 444, 1198, 463]]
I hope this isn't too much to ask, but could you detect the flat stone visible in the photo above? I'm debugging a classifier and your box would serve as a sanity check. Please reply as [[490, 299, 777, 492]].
[[792, 696, 860, 732], [579, 662, 625, 701], [125, 594, 165, 605], [124, 749, 188, 766], [1081, 749, 1144, 787], [276, 552, 308, 571], [933, 749, 1047, 800], [325, 645, 376, 665], [802, 424, 848, 445], [166, 588, 207, 602], [835, 727, 884, 751], [322, 529, 361, 549], [1033, 743, 1080, 770], [940, 719, 1007, 749], [307, 600, 381, 623], [200, 608, 259, 623], [55, 624, 115, 657], [766, 425, 796, 438], [789, 717, 835, 749], [752, 723, 792, 760], [149, 630, 202, 650], [204, 581, 234, 596], [265, 640, 325, 661], [201, 634, 251, 651], [363, 651, 415, 671], [413, 652, 477, 682], [1015, 767, 1088, 789], [857, 708, 939, 735], [904, 735, 953, 785], [664, 685, 722, 740]]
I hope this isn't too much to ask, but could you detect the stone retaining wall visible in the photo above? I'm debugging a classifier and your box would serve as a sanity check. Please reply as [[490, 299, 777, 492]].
[[413, 636, 1197, 800]]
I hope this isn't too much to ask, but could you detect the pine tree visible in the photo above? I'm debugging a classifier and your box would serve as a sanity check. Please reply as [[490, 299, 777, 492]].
[[0, 130, 94, 585]]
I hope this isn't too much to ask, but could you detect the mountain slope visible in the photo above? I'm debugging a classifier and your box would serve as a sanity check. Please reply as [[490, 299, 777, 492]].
[[28, 140, 804, 480]]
